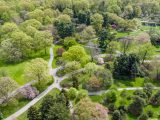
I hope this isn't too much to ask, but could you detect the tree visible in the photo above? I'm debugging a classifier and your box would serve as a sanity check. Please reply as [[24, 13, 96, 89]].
[[128, 96, 145, 116], [62, 45, 90, 65], [84, 62, 99, 77], [27, 9, 44, 23], [107, 5, 122, 15], [113, 54, 141, 78], [34, 31, 53, 54], [103, 90, 117, 105], [0, 40, 22, 63], [150, 90, 160, 106], [27, 106, 41, 120], [98, 29, 115, 52], [24, 58, 49, 84], [112, 110, 121, 120], [40, 95, 55, 120], [20, 19, 42, 30], [136, 43, 155, 64], [86, 75, 101, 91], [47, 103, 70, 120], [0, 77, 17, 103], [53, 0, 72, 12], [74, 98, 109, 120], [54, 14, 74, 38], [80, 26, 96, 43], [75, 89, 88, 103], [106, 41, 120, 59], [63, 37, 78, 49], [67, 87, 77, 100], [77, 10, 90, 24], [65, 61, 81, 73], [91, 13, 104, 32], [95, 69, 113, 89], [143, 83, 154, 99], [0, 22, 18, 35], [123, 5, 134, 19]]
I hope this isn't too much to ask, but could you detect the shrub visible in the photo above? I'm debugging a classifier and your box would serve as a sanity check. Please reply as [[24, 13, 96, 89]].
[[19, 85, 39, 100], [57, 48, 65, 57]]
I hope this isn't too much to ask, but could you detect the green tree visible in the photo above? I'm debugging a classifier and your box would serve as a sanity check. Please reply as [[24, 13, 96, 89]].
[[128, 96, 145, 116], [103, 90, 117, 105], [27, 107, 41, 120], [91, 13, 104, 32], [62, 45, 90, 65], [150, 90, 160, 106], [84, 62, 99, 77], [112, 110, 121, 120], [34, 31, 53, 54], [136, 43, 155, 64], [80, 26, 96, 43], [143, 83, 154, 99], [47, 103, 70, 120], [40, 95, 55, 120], [24, 58, 49, 84], [77, 10, 90, 24], [54, 14, 74, 38], [68, 87, 77, 100], [0, 77, 17, 103], [63, 37, 78, 49], [113, 54, 141, 78]]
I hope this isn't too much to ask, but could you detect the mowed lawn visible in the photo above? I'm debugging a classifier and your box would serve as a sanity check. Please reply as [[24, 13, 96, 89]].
[[0, 61, 29, 85]]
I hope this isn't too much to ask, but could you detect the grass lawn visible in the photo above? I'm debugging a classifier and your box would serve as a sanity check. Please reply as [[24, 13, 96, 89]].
[[16, 88, 60, 120], [0, 47, 51, 85], [0, 61, 29, 85]]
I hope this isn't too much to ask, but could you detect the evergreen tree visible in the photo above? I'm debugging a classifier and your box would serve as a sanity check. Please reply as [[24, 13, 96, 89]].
[[27, 107, 41, 120]]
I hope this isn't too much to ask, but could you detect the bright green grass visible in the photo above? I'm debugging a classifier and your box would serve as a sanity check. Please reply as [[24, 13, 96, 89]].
[[0, 47, 50, 85], [0, 61, 29, 85], [16, 88, 60, 120]]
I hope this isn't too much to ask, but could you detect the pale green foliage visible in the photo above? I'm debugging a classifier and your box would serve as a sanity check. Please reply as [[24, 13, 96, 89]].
[[20, 19, 42, 30], [56, 14, 71, 24], [91, 13, 104, 31], [27, 9, 44, 23], [33, 31, 52, 52], [84, 62, 100, 76], [62, 45, 90, 65], [0, 77, 17, 102], [80, 26, 96, 43], [1, 22, 18, 35], [24, 58, 49, 83], [73, 0, 90, 13], [106, 41, 120, 54], [65, 61, 81, 73]]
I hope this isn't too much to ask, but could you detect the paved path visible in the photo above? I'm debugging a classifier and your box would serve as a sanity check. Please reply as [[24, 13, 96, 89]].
[[5, 47, 57, 120], [88, 87, 160, 96], [5, 47, 83, 120]]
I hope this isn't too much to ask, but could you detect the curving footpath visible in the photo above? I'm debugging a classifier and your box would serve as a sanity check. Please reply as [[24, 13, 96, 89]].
[[5, 47, 160, 120], [5, 47, 61, 120]]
